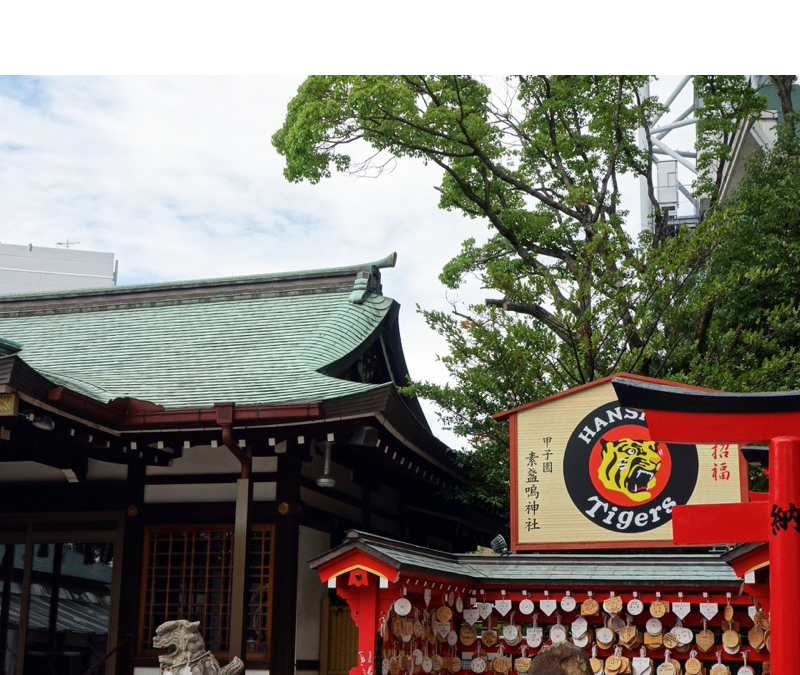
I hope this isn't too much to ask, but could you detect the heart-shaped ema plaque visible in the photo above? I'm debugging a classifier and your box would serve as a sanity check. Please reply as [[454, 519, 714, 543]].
[[463, 609, 480, 625], [435, 621, 451, 639], [748, 625, 765, 650], [696, 628, 715, 652], [603, 596, 623, 615], [519, 598, 535, 615], [395, 598, 412, 616], [492, 656, 512, 674], [481, 629, 498, 647], [672, 601, 691, 619], [619, 625, 639, 647], [495, 599, 512, 616], [571, 617, 588, 638], [478, 602, 493, 620], [460, 625, 477, 646], [699, 602, 718, 621], [539, 599, 557, 616]]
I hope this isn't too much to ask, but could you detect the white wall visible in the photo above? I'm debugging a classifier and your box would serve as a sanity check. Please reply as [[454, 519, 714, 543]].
[[295, 526, 332, 675]]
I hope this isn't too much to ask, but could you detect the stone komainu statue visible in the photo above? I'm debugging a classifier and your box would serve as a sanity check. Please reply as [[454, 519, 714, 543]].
[[153, 620, 245, 675]]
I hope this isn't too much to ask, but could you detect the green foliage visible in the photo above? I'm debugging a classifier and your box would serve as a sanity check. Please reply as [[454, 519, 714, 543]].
[[274, 75, 796, 509]]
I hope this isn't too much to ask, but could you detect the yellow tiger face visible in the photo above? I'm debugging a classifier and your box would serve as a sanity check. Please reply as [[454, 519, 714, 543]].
[[598, 439, 662, 503]]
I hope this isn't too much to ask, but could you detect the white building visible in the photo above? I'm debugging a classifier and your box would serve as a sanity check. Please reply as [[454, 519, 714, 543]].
[[0, 242, 117, 295]]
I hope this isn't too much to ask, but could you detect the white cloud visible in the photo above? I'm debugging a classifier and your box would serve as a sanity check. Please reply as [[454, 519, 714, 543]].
[[0, 75, 494, 446], [0, 75, 700, 449]]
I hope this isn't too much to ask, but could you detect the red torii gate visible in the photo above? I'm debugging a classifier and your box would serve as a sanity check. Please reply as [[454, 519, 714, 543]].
[[613, 377, 800, 675]]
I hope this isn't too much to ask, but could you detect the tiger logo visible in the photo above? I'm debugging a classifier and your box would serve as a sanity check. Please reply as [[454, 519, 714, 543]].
[[597, 439, 662, 503]]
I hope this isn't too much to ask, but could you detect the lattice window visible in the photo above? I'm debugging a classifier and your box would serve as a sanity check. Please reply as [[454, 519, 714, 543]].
[[139, 525, 273, 659]]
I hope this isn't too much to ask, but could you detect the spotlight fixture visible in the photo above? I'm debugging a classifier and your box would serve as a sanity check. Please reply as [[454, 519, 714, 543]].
[[32, 414, 55, 431], [490, 534, 510, 556], [316, 441, 336, 489]]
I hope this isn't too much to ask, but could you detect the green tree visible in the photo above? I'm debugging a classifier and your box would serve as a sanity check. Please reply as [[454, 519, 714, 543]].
[[273, 76, 788, 507]]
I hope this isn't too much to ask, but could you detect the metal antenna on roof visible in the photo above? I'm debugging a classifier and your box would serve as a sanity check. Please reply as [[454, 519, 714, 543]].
[[56, 239, 80, 248]]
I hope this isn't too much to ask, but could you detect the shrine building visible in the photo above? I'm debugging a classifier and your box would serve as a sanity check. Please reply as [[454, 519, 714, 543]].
[[0, 254, 503, 675]]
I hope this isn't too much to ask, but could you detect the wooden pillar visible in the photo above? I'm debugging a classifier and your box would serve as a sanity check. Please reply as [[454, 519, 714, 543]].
[[270, 437, 302, 675], [115, 458, 146, 675], [230, 475, 253, 661]]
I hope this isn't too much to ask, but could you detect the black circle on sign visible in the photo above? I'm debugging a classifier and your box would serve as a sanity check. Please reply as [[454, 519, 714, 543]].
[[563, 401, 699, 534]]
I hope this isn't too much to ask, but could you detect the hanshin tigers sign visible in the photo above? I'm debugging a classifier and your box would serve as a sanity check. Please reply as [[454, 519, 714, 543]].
[[496, 376, 748, 550]]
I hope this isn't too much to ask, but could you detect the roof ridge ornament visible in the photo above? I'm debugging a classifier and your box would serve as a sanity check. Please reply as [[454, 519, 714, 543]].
[[349, 252, 397, 304]]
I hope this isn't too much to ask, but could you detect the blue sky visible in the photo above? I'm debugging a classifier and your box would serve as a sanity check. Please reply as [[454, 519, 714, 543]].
[[0, 74, 718, 447]]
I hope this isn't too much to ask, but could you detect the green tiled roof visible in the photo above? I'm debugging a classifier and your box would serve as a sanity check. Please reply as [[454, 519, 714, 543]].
[[311, 531, 742, 587], [0, 266, 398, 408]]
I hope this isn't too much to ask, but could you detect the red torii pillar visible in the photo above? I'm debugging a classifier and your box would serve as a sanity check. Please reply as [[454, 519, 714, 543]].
[[613, 377, 800, 675]]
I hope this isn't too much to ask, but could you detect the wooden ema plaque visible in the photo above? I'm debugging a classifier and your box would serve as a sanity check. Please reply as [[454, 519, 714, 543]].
[[509, 380, 747, 549]]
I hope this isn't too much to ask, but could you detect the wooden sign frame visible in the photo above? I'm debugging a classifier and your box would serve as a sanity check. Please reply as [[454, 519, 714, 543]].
[[501, 376, 749, 551]]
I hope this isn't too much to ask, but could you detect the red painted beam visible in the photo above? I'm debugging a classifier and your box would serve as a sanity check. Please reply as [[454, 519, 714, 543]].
[[637, 409, 800, 444], [672, 501, 769, 545], [48, 384, 322, 430]]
